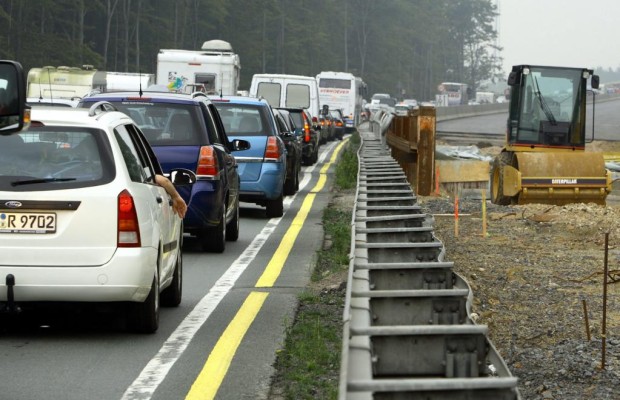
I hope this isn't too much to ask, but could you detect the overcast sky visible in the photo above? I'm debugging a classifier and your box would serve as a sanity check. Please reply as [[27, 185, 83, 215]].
[[498, 0, 620, 74]]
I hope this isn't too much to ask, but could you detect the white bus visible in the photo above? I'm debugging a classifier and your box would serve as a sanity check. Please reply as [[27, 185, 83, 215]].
[[316, 71, 367, 132]]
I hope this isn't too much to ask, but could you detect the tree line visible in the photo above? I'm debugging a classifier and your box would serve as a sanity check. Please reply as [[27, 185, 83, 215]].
[[0, 0, 504, 101]]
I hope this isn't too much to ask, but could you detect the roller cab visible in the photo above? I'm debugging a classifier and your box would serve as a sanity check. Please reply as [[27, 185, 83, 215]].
[[490, 65, 612, 205]]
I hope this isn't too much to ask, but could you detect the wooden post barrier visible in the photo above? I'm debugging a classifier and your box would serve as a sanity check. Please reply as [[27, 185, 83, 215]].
[[385, 105, 436, 196]]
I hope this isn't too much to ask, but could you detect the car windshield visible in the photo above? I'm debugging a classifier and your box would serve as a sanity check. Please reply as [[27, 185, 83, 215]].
[[98, 101, 201, 146], [212, 102, 273, 136], [0, 128, 114, 191]]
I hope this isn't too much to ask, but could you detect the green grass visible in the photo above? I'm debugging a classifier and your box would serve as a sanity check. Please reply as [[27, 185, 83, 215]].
[[270, 132, 360, 399]]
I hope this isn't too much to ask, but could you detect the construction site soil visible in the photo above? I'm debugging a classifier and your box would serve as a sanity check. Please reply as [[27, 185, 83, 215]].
[[416, 140, 620, 399]]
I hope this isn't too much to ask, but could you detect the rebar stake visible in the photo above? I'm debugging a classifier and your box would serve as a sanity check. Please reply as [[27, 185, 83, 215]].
[[602, 232, 609, 370], [582, 299, 591, 341]]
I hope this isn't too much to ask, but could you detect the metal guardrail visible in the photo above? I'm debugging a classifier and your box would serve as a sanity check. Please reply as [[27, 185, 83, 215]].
[[338, 122, 521, 399]]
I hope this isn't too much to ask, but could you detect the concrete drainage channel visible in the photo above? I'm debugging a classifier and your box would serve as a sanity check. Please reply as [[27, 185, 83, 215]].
[[338, 128, 521, 399]]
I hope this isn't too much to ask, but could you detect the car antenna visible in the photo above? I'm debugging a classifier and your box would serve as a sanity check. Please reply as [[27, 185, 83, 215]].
[[46, 66, 54, 105], [139, 69, 144, 97]]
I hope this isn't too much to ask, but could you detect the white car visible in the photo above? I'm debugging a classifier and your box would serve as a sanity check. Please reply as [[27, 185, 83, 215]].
[[0, 102, 195, 333]]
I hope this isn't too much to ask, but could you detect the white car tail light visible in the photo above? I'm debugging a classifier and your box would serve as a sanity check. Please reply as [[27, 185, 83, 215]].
[[117, 189, 141, 247]]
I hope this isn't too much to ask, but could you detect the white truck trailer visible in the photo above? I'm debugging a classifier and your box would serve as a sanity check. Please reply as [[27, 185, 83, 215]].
[[156, 39, 240, 95]]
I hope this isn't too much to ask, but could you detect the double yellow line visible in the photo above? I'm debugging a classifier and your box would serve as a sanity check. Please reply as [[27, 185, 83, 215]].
[[185, 140, 348, 399]]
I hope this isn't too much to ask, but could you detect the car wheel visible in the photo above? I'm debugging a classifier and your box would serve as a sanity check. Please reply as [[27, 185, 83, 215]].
[[312, 147, 319, 164], [265, 194, 284, 218], [161, 235, 182, 307], [127, 273, 159, 333], [302, 154, 311, 166], [203, 203, 226, 253], [225, 197, 240, 242], [294, 164, 300, 192], [284, 170, 296, 195]]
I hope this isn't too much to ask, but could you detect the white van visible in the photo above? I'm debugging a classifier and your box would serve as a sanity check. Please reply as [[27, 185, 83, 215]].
[[249, 74, 320, 119]]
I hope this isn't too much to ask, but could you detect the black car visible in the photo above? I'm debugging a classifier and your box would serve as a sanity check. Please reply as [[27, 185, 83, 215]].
[[278, 107, 320, 165], [273, 108, 302, 195], [329, 109, 346, 140], [79, 91, 250, 253]]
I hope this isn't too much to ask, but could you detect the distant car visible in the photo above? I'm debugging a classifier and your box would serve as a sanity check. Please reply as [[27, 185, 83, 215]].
[[394, 103, 412, 116], [403, 98, 418, 108], [318, 114, 331, 144], [210, 95, 287, 218], [321, 112, 336, 142], [0, 103, 196, 333], [329, 109, 346, 140], [273, 108, 302, 195], [79, 91, 249, 253], [278, 107, 320, 165]]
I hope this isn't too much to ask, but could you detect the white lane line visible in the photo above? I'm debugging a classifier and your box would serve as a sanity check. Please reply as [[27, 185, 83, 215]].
[[120, 140, 339, 399]]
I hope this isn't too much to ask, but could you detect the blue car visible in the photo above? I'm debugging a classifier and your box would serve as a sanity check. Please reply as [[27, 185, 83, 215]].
[[210, 96, 287, 218], [79, 91, 249, 253]]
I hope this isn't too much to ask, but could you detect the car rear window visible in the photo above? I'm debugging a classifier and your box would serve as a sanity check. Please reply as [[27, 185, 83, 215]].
[[0, 128, 115, 191], [213, 103, 274, 137], [92, 101, 203, 146]]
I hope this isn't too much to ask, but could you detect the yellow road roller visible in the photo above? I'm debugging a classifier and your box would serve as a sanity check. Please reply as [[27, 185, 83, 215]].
[[491, 65, 612, 206]]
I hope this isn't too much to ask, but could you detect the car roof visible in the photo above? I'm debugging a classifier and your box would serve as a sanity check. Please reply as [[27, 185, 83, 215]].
[[81, 90, 210, 105], [277, 106, 305, 112], [208, 95, 269, 106], [30, 103, 132, 128], [27, 97, 79, 107]]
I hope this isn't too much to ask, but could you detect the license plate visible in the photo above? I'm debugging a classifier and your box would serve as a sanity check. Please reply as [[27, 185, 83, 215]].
[[0, 212, 57, 234]]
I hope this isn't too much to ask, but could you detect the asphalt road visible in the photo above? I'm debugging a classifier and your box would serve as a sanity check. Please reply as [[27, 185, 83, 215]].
[[437, 97, 620, 142], [0, 139, 346, 400]]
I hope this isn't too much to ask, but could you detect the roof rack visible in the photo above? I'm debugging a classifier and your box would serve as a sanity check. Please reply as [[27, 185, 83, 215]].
[[88, 101, 118, 116], [191, 91, 208, 99]]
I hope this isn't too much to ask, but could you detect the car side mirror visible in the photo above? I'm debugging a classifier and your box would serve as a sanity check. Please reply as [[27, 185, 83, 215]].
[[0, 61, 28, 133], [321, 104, 329, 116], [170, 168, 197, 186], [230, 138, 251, 152], [591, 75, 600, 90], [507, 71, 521, 86]]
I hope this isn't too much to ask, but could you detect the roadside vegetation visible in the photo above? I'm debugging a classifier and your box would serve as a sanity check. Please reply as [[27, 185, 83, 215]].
[[268, 133, 360, 400]]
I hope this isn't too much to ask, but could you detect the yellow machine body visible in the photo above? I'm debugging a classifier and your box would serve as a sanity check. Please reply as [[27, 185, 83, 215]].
[[502, 152, 612, 205]]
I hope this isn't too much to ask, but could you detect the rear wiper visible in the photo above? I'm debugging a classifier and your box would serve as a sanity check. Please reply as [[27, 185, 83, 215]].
[[11, 178, 77, 186], [533, 76, 557, 126]]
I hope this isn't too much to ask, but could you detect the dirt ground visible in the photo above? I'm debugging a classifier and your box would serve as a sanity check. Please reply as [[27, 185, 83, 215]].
[[417, 140, 620, 399]]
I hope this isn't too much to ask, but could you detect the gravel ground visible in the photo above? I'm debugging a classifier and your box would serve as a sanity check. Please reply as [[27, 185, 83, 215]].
[[419, 195, 620, 400]]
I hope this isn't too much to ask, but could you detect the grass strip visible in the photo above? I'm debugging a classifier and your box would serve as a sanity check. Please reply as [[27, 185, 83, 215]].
[[269, 133, 359, 399]]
